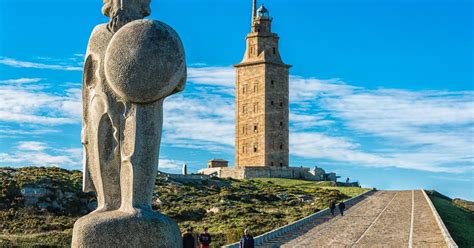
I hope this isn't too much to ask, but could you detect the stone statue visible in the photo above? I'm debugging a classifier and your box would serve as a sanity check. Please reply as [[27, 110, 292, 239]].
[[72, 0, 186, 247]]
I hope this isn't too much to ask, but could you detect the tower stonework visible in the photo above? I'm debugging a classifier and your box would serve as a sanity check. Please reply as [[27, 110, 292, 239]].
[[235, 0, 291, 168]]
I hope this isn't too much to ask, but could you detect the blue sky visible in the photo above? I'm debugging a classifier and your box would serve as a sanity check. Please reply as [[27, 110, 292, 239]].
[[0, 0, 473, 200]]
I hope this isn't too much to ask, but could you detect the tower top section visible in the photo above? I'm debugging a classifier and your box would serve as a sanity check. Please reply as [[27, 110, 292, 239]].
[[250, 0, 273, 33], [257, 5, 270, 19], [236, 0, 290, 67]]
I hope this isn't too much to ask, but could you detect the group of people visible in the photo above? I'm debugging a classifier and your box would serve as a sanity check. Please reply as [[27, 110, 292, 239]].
[[183, 227, 255, 248], [329, 200, 346, 216], [182, 227, 211, 248]]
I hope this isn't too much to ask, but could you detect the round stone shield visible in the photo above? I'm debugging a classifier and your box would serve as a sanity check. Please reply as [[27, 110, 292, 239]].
[[105, 19, 186, 103]]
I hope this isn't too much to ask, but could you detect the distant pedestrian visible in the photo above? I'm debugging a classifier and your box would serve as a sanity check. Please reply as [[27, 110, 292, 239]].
[[338, 202, 346, 216], [183, 228, 195, 248], [240, 229, 255, 248], [192, 227, 200, 248], [329, 201, 336, 216], [346, 177, 350, 183], [199, 227, 212, 248]]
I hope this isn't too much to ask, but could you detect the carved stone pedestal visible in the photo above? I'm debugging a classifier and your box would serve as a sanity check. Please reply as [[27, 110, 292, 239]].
[[72, 210, 181, 248]]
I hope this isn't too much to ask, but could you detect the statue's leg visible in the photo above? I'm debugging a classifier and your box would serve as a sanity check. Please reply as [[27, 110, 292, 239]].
[[88, 96, 121, 212], [120, 100, 163, 212]]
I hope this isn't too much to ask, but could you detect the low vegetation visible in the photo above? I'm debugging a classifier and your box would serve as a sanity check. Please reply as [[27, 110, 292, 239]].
[[0, 167, 369, 247], [427, 190, 474, 248]]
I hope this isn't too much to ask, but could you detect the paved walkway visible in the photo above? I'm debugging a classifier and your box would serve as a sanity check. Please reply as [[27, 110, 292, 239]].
[[258, 190, 447, 248]]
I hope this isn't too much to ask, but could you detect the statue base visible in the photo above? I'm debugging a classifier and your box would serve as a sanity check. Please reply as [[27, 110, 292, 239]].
[[72, 209, 181, 248]]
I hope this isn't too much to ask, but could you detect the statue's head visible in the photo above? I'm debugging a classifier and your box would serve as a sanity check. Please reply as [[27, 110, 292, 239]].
[[102, 0, 151, 32]]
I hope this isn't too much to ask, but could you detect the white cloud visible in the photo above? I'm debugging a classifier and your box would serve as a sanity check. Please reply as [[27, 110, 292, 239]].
[[0, 58, 82, 71], [0, 78, 43, 84], [163, 90, 235, 152], [289, 132, 468, 173], [158, 158, 185, 173], [0, 142, 82, 168], [288, 77, 474, 173], [0, 80, 81, 125], [17, 141, 48, 151], [187, 66, 234, 87]]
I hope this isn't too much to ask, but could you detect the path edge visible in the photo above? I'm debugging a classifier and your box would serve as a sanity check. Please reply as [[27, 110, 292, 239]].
[[421, 189, 458, 248], [222, 188, 376, 248]]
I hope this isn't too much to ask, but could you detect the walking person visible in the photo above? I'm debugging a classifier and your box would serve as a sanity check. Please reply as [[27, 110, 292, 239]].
[[338, 201, 346, 216], [240, 229, 255, 248], [199, 227, 212, 248], [191, 227, 200, 248], [183, 228, 195, 248], [329, 200, 336, 216]]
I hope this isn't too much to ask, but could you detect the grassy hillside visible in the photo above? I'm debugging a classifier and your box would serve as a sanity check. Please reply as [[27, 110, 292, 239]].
[[0, 167, 368, 247], [427, 190, 474, 248]]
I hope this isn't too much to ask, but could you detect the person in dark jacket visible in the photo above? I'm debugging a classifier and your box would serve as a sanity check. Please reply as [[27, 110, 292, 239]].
[[338, 201, 346, 216], [183, 228, 195, 248], [240, 229, 255, 248], [198, 227, 212, 248], [329, 201, 336, 216]]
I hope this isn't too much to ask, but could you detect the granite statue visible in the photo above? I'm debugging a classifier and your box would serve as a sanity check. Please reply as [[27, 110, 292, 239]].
[[72, 0, 186, 247]]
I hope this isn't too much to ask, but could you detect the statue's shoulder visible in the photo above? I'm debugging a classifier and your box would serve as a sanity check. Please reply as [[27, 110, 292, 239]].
[[87, 24, 113, 53]]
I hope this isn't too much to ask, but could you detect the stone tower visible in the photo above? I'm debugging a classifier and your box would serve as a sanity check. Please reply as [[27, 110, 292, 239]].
[[235, 0, 291, 168]]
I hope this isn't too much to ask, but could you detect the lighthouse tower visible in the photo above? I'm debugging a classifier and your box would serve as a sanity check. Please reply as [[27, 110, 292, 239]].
[[234, 0, 291, 168]]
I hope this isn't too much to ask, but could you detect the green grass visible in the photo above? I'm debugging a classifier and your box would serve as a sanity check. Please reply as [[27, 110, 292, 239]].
[[429, 192, 474, 248], [0, 231, 72, 248], [252, 178, 369, 197]]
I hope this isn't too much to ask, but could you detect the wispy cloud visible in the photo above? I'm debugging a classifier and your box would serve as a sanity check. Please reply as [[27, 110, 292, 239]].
[[0, 78, 43, 84], [17, 141, 48, 151], [187, 66, 234, 87], [163, 88, 235, 152], [158, 158, 186, 173], [0, 58, 82, 71], [0, 141, 81, 168], [0, 80, 81, 125], [288, 77, 474, 173]]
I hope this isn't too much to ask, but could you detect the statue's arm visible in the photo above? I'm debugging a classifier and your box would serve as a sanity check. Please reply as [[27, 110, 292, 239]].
[[82, 54, 95, 193]]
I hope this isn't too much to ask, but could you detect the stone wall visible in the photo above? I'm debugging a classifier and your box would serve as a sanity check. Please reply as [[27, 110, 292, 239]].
[[199, 167, 322, 181], [207, 159, 229, 168]]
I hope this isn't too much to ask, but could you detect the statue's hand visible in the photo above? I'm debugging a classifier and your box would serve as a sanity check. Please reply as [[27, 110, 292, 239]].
[[81, 126, 88, 145]]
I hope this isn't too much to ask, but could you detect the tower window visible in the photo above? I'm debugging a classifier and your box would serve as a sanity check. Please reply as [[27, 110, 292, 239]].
[[254, 83, 258, 93], [280, 122, 283, 127], [254, 102, 258, 113], [271, 80, 274, 87], [271, 100, 274, 106], [280, 163, 283, 167], [279, 102, 283, 107], [243, 84, 247, 94], [271, 162, 274, 166], [254, 125, 258, 132], [254, 144, 258, 153], [280, 144, 283, 150], [273, 47, 276, 54]]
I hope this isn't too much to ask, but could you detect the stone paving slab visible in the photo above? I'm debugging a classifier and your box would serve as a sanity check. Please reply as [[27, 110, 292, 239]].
[[259, 190, 448, 248]]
